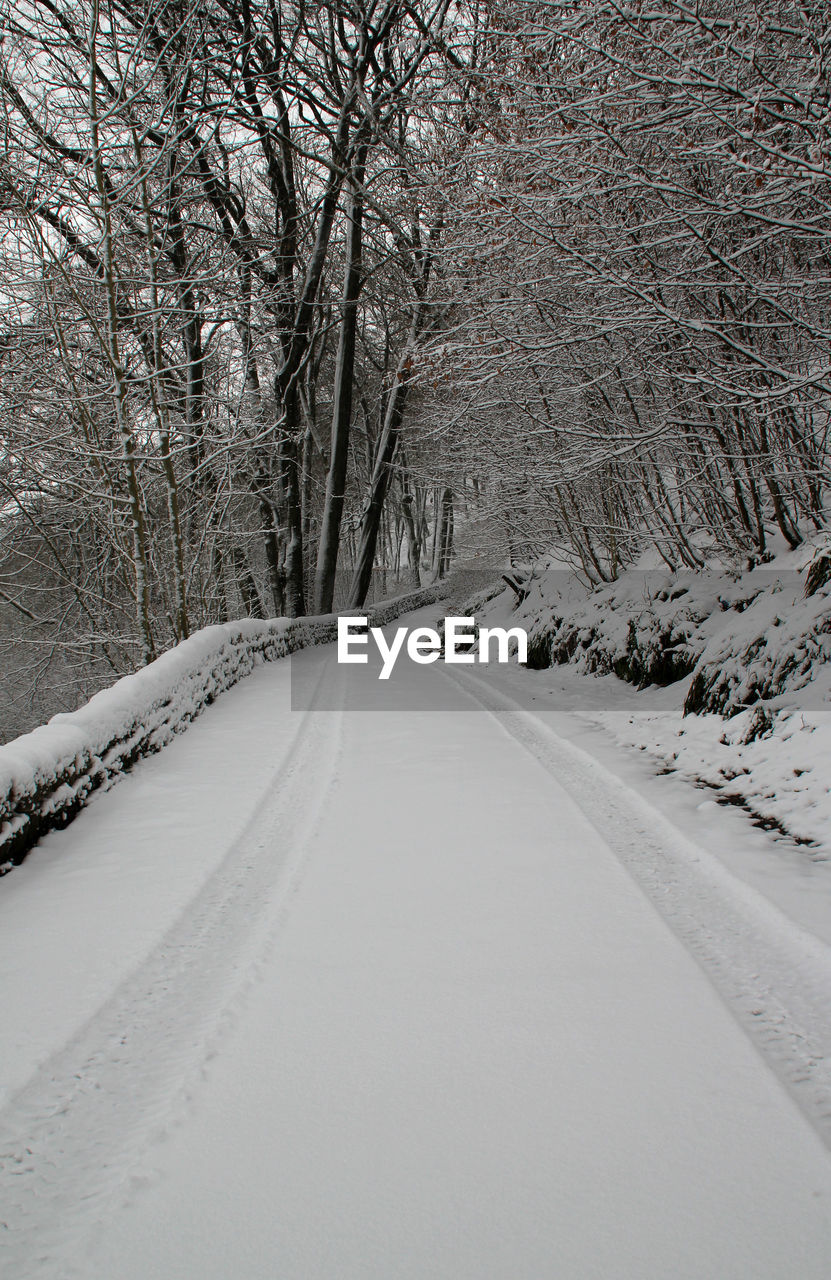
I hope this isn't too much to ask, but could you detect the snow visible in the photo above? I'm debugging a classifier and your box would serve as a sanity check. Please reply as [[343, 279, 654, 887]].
[[472, 550, 831, 853], [502, 553, 831, 715], [1, 614, 831, 1277], [596, 702, 831, 851], [0, 585, 444, 876]]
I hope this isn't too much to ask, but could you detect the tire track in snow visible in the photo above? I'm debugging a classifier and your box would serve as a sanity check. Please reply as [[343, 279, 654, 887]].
[[444, 664, 831, 1151], [0, 651, 345, 1277]]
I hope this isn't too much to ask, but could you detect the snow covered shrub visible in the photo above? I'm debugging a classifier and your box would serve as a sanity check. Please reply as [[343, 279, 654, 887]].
[[683, 582, 831, 717], [805, 552, 831, 599], [475, 562, 831, 719], [515, 574, 714, 688]]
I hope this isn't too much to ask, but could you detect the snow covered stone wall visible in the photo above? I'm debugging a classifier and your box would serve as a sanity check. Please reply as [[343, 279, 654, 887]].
[[0, 585, 445, 876]]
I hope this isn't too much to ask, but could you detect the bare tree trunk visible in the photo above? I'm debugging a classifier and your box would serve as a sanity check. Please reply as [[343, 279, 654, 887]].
[[346, 340, 416, 609], [88, 3, 155, 663], [315, 147, 368, 614], [435, 487, 453, 579], [136, 142, 189, 641], [256, 485, 285, 616], [212, 543, 229, 623], [276, 403, 305, 617], [399, 454, 421, 586], [231, 547, 264, 619]]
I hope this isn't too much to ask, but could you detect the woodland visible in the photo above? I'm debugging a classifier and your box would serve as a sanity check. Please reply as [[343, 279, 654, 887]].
[[0, 0, 828, 736]]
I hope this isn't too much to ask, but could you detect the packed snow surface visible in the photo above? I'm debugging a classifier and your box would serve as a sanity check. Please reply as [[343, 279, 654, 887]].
[[1, 608, 831, 1279]]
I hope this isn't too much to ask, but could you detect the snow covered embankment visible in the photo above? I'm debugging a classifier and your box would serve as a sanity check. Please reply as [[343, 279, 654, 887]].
[[472, 552, 831, 849], [0, 585, 445, 876]]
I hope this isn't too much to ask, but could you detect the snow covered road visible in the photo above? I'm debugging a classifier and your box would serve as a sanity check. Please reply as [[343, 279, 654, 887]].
[[2, 619, 831, 1278]]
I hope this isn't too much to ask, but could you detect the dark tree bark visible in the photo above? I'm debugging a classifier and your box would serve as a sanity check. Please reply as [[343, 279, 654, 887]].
[[314, 147, 368, 614], [231, 547, 264, 619], [346, 343, 416, 609]]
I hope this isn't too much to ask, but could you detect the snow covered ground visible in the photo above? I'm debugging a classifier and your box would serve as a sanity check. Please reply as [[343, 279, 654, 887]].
[[473, 546, 831, 852], [2, 609, 831, 1278]]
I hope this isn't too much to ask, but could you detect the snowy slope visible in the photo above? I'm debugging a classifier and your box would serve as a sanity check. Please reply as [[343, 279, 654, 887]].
[[472, 549, 831, 850]]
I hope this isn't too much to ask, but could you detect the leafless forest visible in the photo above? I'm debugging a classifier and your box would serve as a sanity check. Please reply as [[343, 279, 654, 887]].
[[0, 0, 828, 737]]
